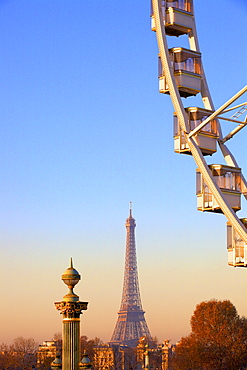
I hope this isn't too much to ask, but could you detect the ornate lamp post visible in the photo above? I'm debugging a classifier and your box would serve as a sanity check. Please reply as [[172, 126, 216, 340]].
[[55, 259, 88, 370], [51, 354, 62, 370], [79, 351, 92, 370], [144, 344, 150, 370]]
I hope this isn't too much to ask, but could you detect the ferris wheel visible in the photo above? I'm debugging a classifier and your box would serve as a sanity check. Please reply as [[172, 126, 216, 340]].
[[151, 0, 247, 267]]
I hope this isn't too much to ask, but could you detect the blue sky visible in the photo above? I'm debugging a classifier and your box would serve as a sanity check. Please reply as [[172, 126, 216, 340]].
[[0, 0, 247, 345]]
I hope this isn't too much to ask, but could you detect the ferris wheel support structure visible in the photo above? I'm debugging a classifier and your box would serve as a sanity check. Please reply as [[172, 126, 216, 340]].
[[151, 0, 247, 265]]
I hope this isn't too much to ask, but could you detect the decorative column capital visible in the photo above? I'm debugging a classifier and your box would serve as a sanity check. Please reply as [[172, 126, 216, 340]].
[[55, 301, 88, 319]]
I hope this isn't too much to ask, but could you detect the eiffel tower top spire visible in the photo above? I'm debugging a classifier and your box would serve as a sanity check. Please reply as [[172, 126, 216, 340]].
[[109, 205, 151, 347], [129, 201, 132, 216]]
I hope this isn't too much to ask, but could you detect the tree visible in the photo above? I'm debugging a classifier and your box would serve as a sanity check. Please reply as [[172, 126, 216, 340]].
[[171, 334, 205, 370], [171, 300, 247, 370], [52, 332, 62, 353], [52, 333, 62, 342], [11, 337, 38, 370], [80, 336, 104, 365], [0, 337, 38, 370], [0, 343, 15, 370]]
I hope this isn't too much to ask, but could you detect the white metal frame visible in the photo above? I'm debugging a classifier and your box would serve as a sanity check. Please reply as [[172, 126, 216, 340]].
[[151, 0, 247, 265]]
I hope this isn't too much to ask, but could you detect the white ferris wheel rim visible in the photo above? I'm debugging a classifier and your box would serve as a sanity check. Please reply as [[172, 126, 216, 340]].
[[151, 0, 247, 245]]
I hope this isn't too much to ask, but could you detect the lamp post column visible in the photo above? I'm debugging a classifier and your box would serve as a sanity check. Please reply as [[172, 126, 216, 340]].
[[55, 259, 88, 370]]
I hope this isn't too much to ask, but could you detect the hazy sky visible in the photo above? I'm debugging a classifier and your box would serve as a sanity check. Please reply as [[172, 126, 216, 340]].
[[1, 0, 247, 345]]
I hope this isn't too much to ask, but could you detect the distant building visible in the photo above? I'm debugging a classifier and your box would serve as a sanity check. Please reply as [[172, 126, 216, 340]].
[[37, 341, 58, 367], [94, 343, 138, 370], [93, 337, 172, 370], [93, 345, 114, 370]]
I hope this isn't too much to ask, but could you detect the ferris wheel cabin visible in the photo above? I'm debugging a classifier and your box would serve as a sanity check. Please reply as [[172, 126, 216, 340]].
[[159, 47, 202, 97], [151, 0, 194, 36], [174, 107, 219, 155], [196, 165, 242, 213], [227, 218, 247, 267]]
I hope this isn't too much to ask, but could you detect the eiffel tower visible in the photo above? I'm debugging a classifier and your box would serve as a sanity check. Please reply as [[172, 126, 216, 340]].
[[109, 204, 151, 347]]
